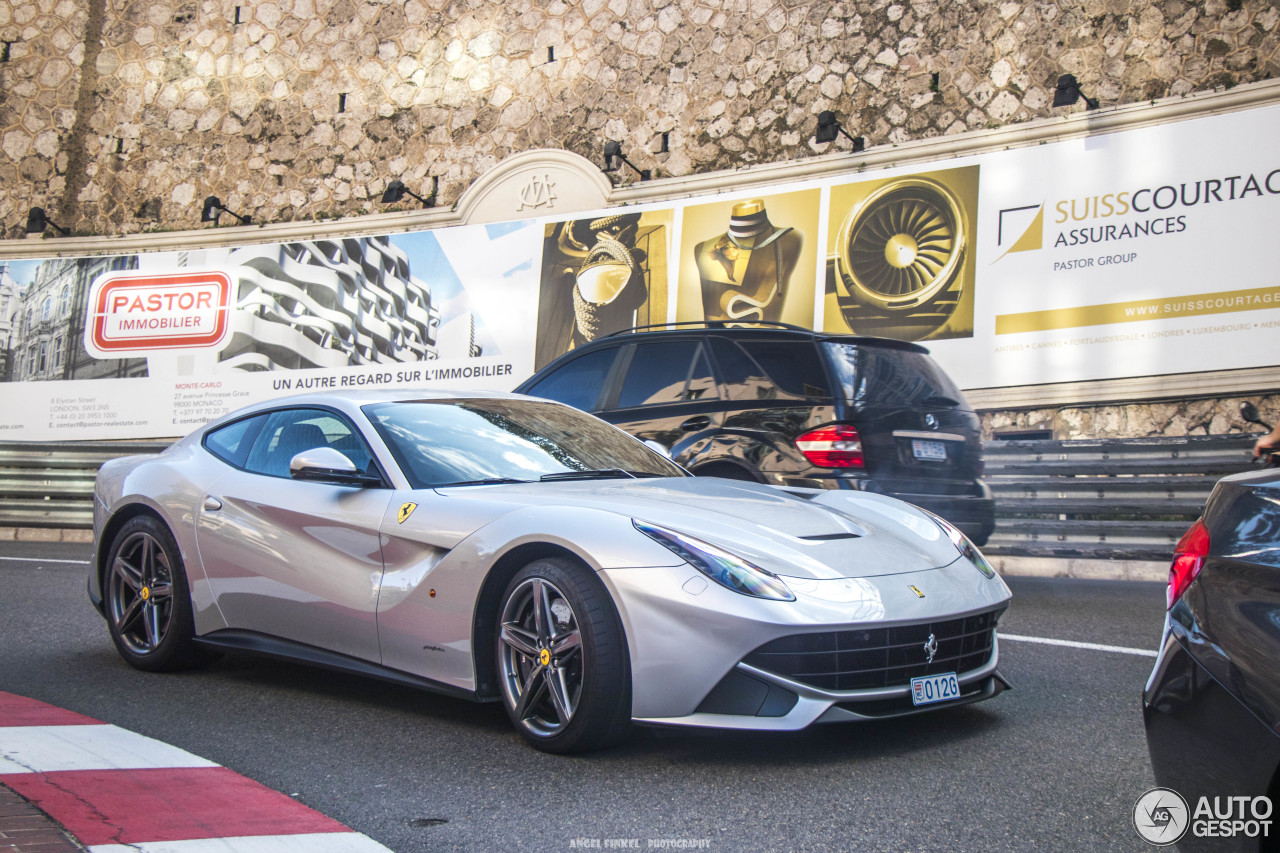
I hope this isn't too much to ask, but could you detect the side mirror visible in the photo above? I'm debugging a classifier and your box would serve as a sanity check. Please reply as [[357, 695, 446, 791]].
[[643, 439, 672, 458], [289, 447, 380, 487]]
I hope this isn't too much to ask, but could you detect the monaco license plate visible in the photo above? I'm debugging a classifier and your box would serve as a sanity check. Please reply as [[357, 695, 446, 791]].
[[912, 439, 947, 461], [911, 672, 960, 706]]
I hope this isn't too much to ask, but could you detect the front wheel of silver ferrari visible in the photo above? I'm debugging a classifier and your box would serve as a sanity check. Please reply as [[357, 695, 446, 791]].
[[496, 557, 632, 753]]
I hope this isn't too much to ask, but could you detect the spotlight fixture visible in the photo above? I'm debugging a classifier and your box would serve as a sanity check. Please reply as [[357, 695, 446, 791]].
[[1052, 74, 1099, 110], [25, 207, 70, 237], [380, 178, 436, 208], [200, 195, 252, 225], [602, 141, 651, 181], [815, 111, 866, 151]]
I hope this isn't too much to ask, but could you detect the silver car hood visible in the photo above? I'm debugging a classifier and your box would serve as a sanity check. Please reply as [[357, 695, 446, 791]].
[[433, 476, 965, 580]]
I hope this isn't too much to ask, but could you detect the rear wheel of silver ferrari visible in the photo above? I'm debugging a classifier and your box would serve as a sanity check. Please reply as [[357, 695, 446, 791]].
[[104, 515, 212, 672], [496, 557, 631, 753]]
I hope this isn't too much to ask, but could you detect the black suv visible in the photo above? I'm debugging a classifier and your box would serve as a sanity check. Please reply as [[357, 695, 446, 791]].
[[515, 323, 995, 545]]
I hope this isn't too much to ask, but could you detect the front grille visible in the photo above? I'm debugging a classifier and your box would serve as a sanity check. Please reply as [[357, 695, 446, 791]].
[[742, 607, 1005, 691]]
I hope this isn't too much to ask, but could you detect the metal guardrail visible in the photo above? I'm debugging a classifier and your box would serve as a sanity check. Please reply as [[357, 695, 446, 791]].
[[0, 435, 1263, 562], [982, 434, 1260, 561], [0, 441, 171, 529]]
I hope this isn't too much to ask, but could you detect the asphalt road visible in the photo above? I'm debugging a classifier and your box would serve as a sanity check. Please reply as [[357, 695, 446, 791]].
[[1, 540, 1166, 852]]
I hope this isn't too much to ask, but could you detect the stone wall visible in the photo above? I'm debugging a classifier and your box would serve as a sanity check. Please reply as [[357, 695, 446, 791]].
[[980, 393, 1280, 440], [1, 0, 1277, 237]]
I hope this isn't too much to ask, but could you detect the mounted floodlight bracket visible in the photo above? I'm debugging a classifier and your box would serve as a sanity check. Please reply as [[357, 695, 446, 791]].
[[601, 141, 651, 180], [1052, 74, 1100, 110], [25, 207, 70, 237], [380, 178, 437, 208], [815, 111, 866, 151], [200, 195, 252, 225]]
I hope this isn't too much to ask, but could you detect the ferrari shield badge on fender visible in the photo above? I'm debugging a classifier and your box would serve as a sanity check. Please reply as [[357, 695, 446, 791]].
[[909, 584, 925, 598], [398, 502, 417, 524]]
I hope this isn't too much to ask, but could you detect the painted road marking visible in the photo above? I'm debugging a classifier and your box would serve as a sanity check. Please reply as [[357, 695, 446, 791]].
[[7, 767, 350, 847], [89, 835, 397, 852], [1000, 632, 1158, 658], [0, 692, 394, 852], [0, 725, 218, 773]]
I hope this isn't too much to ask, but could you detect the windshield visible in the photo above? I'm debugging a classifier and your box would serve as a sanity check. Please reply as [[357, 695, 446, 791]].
[[822, 342, 967, 409], [363, 398, 686, 488]]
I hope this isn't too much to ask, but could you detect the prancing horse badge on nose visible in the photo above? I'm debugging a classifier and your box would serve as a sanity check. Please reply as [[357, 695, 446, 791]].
[[398, 502, 417, 524]]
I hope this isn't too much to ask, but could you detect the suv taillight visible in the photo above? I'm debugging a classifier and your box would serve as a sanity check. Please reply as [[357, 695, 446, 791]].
[[1167, 519, 1209, 609], [796, 424, 864, 468]]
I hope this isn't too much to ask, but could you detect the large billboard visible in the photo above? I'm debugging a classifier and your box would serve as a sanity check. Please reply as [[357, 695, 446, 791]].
[[1, 103, 1278, 440]]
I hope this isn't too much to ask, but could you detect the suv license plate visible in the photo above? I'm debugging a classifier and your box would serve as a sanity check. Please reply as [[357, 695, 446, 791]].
[[911, 672, 960, 706], [912, 439, 947, 461]]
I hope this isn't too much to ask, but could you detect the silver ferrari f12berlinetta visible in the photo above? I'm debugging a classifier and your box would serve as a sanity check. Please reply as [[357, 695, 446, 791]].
[[90, 390, 1011, 753]]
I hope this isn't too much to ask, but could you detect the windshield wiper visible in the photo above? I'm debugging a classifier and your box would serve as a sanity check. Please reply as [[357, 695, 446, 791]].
[[539, 469, 636, 482], [435, 477, 530, 487]]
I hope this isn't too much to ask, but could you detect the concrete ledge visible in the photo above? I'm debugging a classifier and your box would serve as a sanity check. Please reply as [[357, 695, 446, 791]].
[[992, 555, 1167, 583], [0, 527, 94, 543]]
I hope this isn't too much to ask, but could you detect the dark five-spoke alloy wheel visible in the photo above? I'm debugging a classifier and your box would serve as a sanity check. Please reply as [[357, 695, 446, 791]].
[[497, 557, 631, 753], [104, 515, 211, 672]]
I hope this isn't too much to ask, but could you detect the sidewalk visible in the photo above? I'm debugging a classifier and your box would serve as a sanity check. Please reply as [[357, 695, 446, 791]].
[[988, 554, 1167, 582], [0, 782, 82, 852], [0, 529, 93, 544], [0, 693, 393, 853]]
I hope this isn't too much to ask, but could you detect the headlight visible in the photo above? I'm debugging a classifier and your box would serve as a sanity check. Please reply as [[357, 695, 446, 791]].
[[929, 513, 997, 578], [632, 520, 795, 601]]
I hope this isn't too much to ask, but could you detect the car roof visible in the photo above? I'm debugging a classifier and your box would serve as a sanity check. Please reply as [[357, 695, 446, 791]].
[[592, 323, 930, 353]]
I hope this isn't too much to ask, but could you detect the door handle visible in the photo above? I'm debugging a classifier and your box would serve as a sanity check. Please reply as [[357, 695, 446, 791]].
[[203, 496, 223, 512], [680, 416, 711, 431]]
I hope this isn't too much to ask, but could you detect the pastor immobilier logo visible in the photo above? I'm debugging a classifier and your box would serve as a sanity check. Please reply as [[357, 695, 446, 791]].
[[84, 269, 232, 359]]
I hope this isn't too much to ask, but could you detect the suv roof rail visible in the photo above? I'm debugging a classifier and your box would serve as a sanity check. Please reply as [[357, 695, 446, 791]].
[[603, 320, 814, 338]]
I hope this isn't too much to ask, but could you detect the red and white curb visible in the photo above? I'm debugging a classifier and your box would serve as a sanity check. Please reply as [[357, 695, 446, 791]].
[[0, 691, 393, 852]]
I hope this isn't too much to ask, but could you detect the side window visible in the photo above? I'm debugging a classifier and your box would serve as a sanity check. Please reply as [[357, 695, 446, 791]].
[[686, 346, 716, 402], [243, 408, 374, 479], [710, 338, 774, 400], [203, 415, 266, 468], [711, 339, 830, 400], [616, 340, 716, 408], [523, 348, 617, 412]]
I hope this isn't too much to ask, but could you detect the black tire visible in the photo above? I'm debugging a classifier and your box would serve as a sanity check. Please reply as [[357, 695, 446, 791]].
[[495, 557, 632, 754], [103, 515, 215, 672]]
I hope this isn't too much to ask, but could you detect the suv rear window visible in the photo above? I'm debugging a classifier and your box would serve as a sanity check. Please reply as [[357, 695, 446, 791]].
[[710, 338, 829, 400], [823, 342, 965, 408], [522, 348, 616, 411]]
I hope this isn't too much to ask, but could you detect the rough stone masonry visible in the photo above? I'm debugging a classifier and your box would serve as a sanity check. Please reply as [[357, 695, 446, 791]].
[[0, 0, 1276, 236]]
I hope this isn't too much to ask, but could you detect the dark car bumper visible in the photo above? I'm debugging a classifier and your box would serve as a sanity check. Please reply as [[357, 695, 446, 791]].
[[890, 490, 995, 546], [821, 476, 996, 546], [761, 469, 995, 545], [1143, 628, 1280, 852]]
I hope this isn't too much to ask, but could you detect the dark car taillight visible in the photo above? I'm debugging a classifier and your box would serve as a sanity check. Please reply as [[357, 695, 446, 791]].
[[796, 424, 864, 468], [1167, 519, 1209, 609]]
